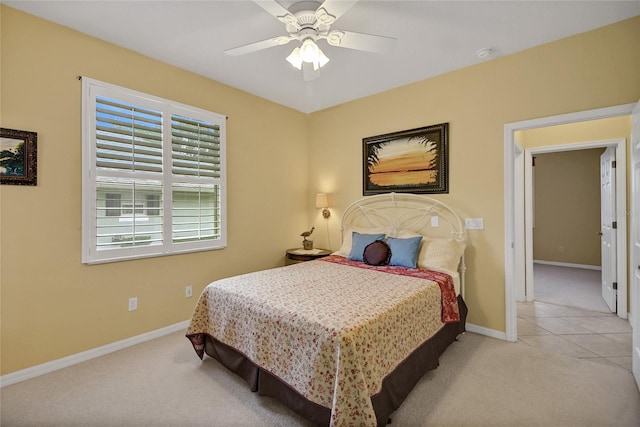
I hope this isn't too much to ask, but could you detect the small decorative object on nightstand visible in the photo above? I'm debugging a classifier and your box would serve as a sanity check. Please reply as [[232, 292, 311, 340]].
[[285, 248, 331, 265], [300, 226, 315, 249]]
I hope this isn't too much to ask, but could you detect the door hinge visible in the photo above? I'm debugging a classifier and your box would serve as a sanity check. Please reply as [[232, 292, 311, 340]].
[[612, 160, 616, 168], [613, 282, 618, 290], [612, 221, 617, 229]]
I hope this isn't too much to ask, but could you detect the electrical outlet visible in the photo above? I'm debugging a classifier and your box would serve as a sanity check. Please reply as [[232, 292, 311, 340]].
[[465, 218, 484, 230], [128, 297, 138, 311], [430, 216, 439, 227], [185, 285, 193, 298]]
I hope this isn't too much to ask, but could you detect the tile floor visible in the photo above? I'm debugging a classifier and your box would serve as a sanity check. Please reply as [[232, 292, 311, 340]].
[[517, 300, 632, 371]]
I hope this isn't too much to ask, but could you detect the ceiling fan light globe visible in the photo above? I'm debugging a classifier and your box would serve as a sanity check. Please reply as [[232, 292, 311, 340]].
[[286, 47, 303, 69], [300, 39, 319, 62], [316, 49, 329, 69]]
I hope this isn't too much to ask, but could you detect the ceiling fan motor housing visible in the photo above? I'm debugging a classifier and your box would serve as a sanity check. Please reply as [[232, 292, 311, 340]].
[[285, 1, 333, 39]]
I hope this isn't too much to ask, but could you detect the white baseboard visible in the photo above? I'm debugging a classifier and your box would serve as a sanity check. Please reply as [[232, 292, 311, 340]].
[[0, 320, 190, 388], [533, 260, 601, 271], [465, 322, 507, 341]]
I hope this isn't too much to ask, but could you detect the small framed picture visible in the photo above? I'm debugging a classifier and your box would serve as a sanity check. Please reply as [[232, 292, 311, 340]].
[[1, 128, 37, 186], [363, 123, 448, 195]]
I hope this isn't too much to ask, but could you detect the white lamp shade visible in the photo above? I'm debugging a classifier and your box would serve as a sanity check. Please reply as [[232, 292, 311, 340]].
[[287, 40, 329, 72], [286, 47, 303, 70], [314, 49, 330, 70], [315, 193, 328, 208], [300, 39, 319, 62]]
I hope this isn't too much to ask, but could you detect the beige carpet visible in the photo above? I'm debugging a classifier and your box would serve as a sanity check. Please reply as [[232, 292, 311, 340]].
[[1, 330, 639, 426]]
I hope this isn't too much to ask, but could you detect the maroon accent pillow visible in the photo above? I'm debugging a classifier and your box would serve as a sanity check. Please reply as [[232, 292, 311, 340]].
[[363, 240, 391, 266]]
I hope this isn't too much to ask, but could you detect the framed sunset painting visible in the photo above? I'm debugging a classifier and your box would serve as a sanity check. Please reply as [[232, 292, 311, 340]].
[[363, 123, 448, 195]]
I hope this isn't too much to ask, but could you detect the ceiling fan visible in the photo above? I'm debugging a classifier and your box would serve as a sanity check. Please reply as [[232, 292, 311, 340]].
[[225, 0, 396, 81]]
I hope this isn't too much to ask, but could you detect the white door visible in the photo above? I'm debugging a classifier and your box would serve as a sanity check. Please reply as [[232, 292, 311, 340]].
[[600, 147, 617, 312], [631, 99, 640, 389]]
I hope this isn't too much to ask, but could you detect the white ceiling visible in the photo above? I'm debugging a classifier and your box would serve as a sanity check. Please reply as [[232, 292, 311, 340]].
[[6, 0, 639, 113]]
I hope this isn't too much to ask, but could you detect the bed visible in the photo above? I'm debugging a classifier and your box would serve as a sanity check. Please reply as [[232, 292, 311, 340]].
[[186, 193, 468, 426]]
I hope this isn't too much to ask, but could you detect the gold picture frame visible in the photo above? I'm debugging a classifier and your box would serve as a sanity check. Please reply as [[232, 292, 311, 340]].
[[363, 123, 448, 195]]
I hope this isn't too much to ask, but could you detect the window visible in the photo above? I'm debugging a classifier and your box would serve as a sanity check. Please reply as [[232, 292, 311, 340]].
[[146, 194, 160, 216], [105, 193, 121, 217], [82, 78, 226, 264]]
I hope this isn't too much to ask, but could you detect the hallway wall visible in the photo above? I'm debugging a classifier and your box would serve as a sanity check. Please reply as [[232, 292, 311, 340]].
[[533, 148, 604, 266]]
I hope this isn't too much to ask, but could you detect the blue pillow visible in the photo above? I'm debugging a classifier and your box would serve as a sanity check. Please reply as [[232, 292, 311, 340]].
[[348, 232, 386, 262], [386, 236, 423, 268]]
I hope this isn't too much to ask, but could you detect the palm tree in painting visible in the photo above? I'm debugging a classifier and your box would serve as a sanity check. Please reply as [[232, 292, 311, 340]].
[[408, 135, 438, 169], [366, 143, 382, 172]]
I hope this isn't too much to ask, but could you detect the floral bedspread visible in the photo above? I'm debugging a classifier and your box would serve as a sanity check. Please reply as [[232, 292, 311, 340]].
[[186, 256, 459, 427], [321, 256, 460, 323]]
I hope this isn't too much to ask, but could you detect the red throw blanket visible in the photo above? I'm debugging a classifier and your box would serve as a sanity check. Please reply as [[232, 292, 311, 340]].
[[320, 255, 460, 323]]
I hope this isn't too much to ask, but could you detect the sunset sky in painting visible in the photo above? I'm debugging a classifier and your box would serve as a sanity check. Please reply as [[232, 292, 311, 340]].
[[369, 138, 436, 174], [368, 138, 438, 186]]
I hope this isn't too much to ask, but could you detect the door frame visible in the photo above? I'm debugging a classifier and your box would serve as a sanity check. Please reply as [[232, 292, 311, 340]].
[[504, 103, 635, 342], [630, 100, 640, 389], [523, 139, 625, 307]]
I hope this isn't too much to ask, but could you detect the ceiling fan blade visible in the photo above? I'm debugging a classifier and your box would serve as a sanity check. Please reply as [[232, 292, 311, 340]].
[[253, 0, 299, 27], [326, 30, 396, 54], [315, 0, 358, 25], [225, 36, 293, 56]]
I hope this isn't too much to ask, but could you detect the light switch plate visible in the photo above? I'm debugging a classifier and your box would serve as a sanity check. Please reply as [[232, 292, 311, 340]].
[[465, 218, 484, 230], [430, 216, 439, 227]]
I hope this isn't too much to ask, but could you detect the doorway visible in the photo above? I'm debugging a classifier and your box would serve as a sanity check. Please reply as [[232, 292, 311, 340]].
[[520, 140, 626, 314], [525, 145, 611, 313], [504, 103, 635, 343]]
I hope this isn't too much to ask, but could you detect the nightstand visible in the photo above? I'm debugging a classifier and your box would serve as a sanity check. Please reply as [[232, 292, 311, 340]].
[[285, 248, 332, 265]]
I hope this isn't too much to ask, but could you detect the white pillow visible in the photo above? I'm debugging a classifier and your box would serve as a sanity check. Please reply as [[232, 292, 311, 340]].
[[417, 238, 465, 272], [334, 226, 388, 257]]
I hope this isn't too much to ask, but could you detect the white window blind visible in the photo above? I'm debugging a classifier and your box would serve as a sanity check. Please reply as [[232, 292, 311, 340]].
[[96, 97, 163, 173], [170, 114, 222, 244], [82, 78, 226, 264], [171, 115, 221, 177]]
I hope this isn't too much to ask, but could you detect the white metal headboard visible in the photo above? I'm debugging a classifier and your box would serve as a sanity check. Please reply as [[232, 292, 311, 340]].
[[340, 192, 467, 296]]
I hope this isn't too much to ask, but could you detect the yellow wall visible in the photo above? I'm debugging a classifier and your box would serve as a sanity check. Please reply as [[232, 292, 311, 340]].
[[0, 6, 309, 374], [516, 116, 632, 150], [307, 16, 640, 332], [2, 6, 639, 375]]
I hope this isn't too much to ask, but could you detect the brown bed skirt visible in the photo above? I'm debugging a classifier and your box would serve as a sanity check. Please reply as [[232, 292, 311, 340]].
[[202, 295, 468, 426]]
